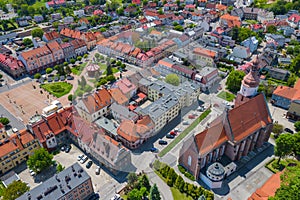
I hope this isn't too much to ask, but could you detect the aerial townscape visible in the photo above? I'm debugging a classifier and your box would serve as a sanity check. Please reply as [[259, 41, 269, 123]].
[[1, 0, 300, 200]]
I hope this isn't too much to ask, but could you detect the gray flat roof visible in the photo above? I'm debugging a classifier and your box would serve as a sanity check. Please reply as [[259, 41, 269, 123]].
[[17, 163, 91, 200], [95, 117, 118, 136]]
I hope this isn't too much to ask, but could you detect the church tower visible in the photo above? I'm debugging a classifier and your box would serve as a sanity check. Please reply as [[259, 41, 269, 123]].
[[235, 56, 261, 107], [239, 57, 260, 97]]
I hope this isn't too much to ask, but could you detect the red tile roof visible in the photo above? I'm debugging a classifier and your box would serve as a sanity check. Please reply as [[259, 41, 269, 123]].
[[21, 45, 52, 61], [273, 79, 300, 100], [109, 88, 129, 105], [248, 171, 283, 200], [193, 47, 216, 58], [288, 13, 300, 23], [114, 78, 136, 96], [220, 14, 242, 27], [0, 53, 25, 71], [43, 31, 60, 41]]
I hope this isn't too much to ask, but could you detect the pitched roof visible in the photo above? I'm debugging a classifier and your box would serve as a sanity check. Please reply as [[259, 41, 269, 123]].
[[21, 45, 52, 60], [193, 47, 216, 58], [46, 40, 62, 52], [273, 80, 300, 100], [117, 115, 154, 142], [43, 31, 60, 41], [248, 171, 283, 200], [220, 14, 241, 27], [77, 88, 112, 114], [114, 78, 136, 95], [109, 88, 128, 105], [0, 53, 25, 71]]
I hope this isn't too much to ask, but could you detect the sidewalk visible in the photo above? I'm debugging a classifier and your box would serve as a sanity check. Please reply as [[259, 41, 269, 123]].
[[147, 169, 173, 200]]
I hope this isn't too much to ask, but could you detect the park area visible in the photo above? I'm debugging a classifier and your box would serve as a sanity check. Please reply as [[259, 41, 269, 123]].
[[217, 91, 236, 102], [41, 82, 72, 98]]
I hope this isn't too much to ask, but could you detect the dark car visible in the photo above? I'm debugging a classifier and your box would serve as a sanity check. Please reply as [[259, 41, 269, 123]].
[[65, 145, 71, 153], [60, 76, 65, 81], [150, 147, 158, 152], [284, 128, 294, 134], [54, 76, 59, 82], [66, 75, 74, 80], [47, 77, 53, 82], [166, 134, 175, 139], [86, 161, 93, 169], [158, 140, 168, 145]]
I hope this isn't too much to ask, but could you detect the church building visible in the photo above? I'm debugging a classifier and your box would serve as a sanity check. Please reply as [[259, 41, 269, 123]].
[[178, 58, 273, 179]]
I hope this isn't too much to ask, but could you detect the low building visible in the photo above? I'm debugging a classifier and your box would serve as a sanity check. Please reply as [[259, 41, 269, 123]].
[[60, 42, 75, 62], [46, 0, 66, 10], [220, 14, 241, 28], [232, 45, 251, 59], [193, 47, 216, 67], [241, 37, 258, 53], [70, 39, 87, 56], [0, 53, 26, 79], [43, 31, 61, 43], [117, 115, 155, 149], [0, 130, 40, 175], [265, 66, 290, 81], [17, 163, 94, 200], [46, 41, 65, 65], [287, 100, 300, 120], [110, 103, 138, 123], [109, 88, 129, 106], [112, 78, 137, 99], [76, 88, 112, 122], [271, 80, 300, 109], [74, 10, 85, 18]]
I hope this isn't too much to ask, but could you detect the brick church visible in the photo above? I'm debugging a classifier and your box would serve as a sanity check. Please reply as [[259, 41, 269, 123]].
[[179, 58, 273, 179]]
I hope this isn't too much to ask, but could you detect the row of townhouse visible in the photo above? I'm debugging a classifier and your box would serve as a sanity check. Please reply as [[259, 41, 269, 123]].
[[60, 28, 104, 50], [0, 53, 26, 79], [18, 39, 87, 74], [0, 123, 41, 175], [26, 106, 132, 175], [97, 35, 178, 67]]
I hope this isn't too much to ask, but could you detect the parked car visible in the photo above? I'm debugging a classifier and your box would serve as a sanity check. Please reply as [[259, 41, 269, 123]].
[[60, 76, 65, 81], [29, 169, 35, 176], [166, 134, 175, 139], [66, 75, 74, 80], [88, 193, 100, 200], [111, 194, 122, 200], [158, 140, 168, 145], [95, 166, 101, 175], [60, 146, 65, 152], [86, 161, 93, 169], [80, 156, 88, 164], [284, 128, 294, 134], [47, 77, 53, 82], [174, 128, 181, 132], [188, 115, 195, 119], [150, 147, 158, 152], [77, 154, 84, 161], [182, 121, 189, 125], [65, 145, 71, 153], [54, 76, 59, 82]]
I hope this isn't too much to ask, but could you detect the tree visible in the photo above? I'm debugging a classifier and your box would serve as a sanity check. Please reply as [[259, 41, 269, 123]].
[[77, 56, 82, 61], [63, 62, 69, 66], [31, 28, 44, 39], [174, 175, 184, 191], [0, 73, 2, 79], [95, 53, 100, 61], [226, 70, 246, 93], [128, 189, 142, 200], [140, 186, 148, 198], [149, 184, 161, 200], [80, 76, 87, 88], [275, 133, 295, 164], [34, 73, 41, 79], [127, 172, 138, 186], [269, 162, 300, 200], [2, 180, 29, 200], [27, 148, 54, 173], [0, 117, 10, 126], [65, 65, 71, 75], [23, 38, 33, 46], [68, 94, 73, 101], [46, 68, 53, 74], [290, 54, 300, 74], [138, 174, 151, 191], [295, 121, 300, 132], [165, 74, 180, 86], [272, 123, 284, 135], [106, 64, 113, 76], [287, 74, 296, 87], [266, 25, 277, 33], [70, 58, 76, 64], [83, 54, 88, 58], [106, 74, 116, 82], [174, 25, 184, 32], [62, 38, 69, 42], [56, 163, 65, 173]]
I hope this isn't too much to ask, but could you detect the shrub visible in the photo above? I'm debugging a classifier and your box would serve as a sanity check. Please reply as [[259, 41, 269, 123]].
[[83, 54, 88, 58], [68, 94, 73, 101], [0, 117, 10, 126], [46, 68, 53, 74], [63, 62, 69, 66], [77, 56, 82, 61], [184, 172, 195, 181], [34, 73, 41, 79], [70, 59, 76, 64]]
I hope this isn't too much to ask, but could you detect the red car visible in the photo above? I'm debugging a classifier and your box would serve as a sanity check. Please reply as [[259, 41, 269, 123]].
[[188, 115, 195, 119], [170, 131, 176, 136]]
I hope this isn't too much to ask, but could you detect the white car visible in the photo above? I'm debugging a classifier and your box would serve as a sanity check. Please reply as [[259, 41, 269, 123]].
[[29, 169, 36, 176], [95, 165, 101, 175], [77, 154, 84, 161], [80, 156, 88, 164], [111, 194, 121, 200]]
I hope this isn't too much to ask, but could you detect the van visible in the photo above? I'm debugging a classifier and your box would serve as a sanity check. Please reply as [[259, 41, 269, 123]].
[[182, 121, 189, 125]]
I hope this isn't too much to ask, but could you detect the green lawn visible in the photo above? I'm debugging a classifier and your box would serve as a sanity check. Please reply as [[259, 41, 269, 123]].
[[266, 158, 298, 173], [158, 109, 211, 157], [0, 181, 4, 197], [71, 62, 87, 75], [41, 82, 73, 98], [171, 187, 193, 200], [217, 91, 235, 102], [32, 1, 46, 9], [98, 63, 107, 70], [103, 67, 119, 75]]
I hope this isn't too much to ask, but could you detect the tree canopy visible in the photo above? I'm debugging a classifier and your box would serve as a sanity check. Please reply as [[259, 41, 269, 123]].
[[27, 148, 54, 173], [31, 28, 44, 39], [272, 123, 284, 135], [2, 180, 29, 200], [225, 70, 245, 93], [165, 74, 180, 86], [149, 184, 161, 200], [0, 117, 10, 126], [275, 133, 295, 164]]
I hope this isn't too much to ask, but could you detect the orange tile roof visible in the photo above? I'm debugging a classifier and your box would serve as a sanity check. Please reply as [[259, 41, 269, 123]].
[[193, 47, 216, 58], [46, 40, 62, 52], [158, 59, 174, 68], [117, 115, 154, 142], [109, 88, 129, 105], [195, 121, 228, 155], [228, 94, 272, 142], [220, 14, 242, 27], [21, 45, 52, 61], [273, 79, 300, 100], [43, 31, 60, 41], [248, 171, 283, 200], [80, 88, 112, 114]]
